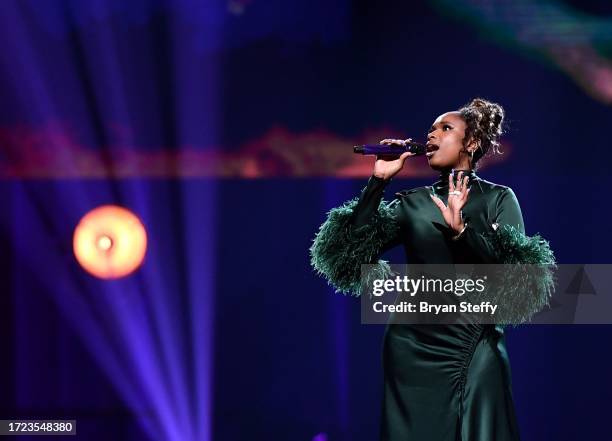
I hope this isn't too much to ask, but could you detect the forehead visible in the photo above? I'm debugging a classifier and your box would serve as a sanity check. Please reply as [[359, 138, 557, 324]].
[[432, 111, 465, 126]]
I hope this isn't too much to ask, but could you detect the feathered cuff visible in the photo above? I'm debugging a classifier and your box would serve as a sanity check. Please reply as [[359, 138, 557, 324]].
[[472, 224, 557, 326], [309, 198, 399, 296]]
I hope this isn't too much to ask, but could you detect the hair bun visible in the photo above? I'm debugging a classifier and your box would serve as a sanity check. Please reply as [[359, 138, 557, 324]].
[[468, 98, 504, 134], [458, 98, 506, 168], [470, 98, 488, 108]]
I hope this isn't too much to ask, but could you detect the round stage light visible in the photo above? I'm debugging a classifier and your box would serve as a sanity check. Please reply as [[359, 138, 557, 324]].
[[73, 205, 147, 279]]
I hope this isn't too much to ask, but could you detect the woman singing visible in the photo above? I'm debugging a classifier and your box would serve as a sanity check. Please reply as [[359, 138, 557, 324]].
[[310, 98, 555, 440]]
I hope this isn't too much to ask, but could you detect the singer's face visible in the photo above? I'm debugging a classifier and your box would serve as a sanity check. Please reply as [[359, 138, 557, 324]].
[[426, 111, 470, 170]]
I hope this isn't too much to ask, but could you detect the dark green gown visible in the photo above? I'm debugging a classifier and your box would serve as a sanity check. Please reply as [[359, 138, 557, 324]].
[[351, 169, 523, 441]]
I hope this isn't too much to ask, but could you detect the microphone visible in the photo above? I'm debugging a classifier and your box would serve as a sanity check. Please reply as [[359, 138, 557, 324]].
[[353, 141, 427, 156]]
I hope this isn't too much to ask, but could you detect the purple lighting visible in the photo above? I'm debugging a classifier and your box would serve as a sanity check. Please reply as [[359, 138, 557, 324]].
[[0, 0, 224, 439], [9, 179, 219, 441]]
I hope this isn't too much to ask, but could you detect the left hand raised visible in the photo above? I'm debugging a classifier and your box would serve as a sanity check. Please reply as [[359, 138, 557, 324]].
[[430, 171, 471, 234]]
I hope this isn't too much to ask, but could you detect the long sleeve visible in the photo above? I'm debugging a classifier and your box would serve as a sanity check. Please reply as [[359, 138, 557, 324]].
[[351, 175, 390, 226], [453, 187, 557, 325], [351, 175, 404, 252], [453, 187, 525, 264], [309, 176, 402, 296]]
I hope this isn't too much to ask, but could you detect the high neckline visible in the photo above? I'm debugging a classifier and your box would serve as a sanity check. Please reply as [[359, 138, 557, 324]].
[[433, 169, 478, 190]]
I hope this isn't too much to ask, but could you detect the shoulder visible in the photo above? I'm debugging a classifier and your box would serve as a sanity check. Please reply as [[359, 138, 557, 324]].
[[472, 177, 519, 197], [391, 177, 519, 200], [393, 185, 431, 198], [475, 178, 521, 211]]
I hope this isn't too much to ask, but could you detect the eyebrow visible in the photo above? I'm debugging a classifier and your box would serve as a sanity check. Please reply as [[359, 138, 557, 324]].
[[429, 120, 454, 130]]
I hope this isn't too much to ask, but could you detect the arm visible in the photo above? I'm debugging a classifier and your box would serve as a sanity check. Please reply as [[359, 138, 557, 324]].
[[455, 187, 557, 325], [453, 187, 526, 263], [309, 176, 402, 296], [351, 175, 404, 253]]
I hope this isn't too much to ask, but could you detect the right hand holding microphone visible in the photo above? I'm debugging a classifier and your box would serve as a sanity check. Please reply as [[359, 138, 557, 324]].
[[374, 138, 416, 180]]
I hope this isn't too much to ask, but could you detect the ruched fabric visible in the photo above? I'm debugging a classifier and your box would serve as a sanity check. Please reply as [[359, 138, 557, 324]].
[[381, 323, 520, 441]]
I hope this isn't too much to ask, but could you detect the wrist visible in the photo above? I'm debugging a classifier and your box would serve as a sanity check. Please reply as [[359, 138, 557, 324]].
[[451, 222, 468, 241], [452, 210, 466, 233], [453, 221, 466, 234], [372, 173, 392, 182]]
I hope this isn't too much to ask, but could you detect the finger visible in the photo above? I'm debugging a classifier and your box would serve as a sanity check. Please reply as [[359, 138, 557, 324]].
[[460, 186, 471, 203], [449, 173, 455, 192], [455, 171, 464, 191], [399, 151, 414, 162], [462, 176, 469, 194]]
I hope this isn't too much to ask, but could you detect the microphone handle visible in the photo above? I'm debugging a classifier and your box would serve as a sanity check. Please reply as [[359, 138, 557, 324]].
[[353, 142, 427, 156]]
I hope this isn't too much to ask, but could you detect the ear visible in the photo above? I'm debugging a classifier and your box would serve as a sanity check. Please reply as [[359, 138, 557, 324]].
[[466, 136, 480, 152]]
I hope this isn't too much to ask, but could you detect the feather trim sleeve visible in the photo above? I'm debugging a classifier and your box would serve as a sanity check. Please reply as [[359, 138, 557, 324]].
[[469, 223, 557, 326], [455, 187, 557, 325], [486, 224, 556, 326], [309, 196, 400, 296]]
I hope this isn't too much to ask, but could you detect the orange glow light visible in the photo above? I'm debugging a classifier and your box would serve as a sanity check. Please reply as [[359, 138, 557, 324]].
[[73, 205, 147, 279]]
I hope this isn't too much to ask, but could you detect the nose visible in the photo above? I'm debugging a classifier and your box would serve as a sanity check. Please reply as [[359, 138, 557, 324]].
[[427, 132, 436, 142]]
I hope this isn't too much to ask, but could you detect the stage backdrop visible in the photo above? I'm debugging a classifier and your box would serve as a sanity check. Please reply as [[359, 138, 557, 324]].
[[1, 1, 611, 440]]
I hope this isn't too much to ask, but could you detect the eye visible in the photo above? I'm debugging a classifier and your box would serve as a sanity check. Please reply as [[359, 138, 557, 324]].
[[443, 124, 452, 131]]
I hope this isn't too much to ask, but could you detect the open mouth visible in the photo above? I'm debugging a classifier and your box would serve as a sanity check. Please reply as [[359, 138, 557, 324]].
[[426, 144, 439, 157]]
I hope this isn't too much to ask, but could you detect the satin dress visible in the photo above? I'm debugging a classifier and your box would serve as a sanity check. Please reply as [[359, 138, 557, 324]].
[[351, 169, 523, 441]]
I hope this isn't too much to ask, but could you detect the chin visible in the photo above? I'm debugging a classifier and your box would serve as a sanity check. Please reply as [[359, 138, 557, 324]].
[[427, 158, 444, 170], [428, 155, 453, 171]]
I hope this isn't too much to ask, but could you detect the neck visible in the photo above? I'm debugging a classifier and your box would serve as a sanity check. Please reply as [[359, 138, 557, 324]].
[[438, 166, 475, 176], [433, 168, 478, 190]]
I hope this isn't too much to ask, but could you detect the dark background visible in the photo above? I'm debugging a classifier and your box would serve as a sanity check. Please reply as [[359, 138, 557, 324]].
[[1, 0, 611, 440]]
